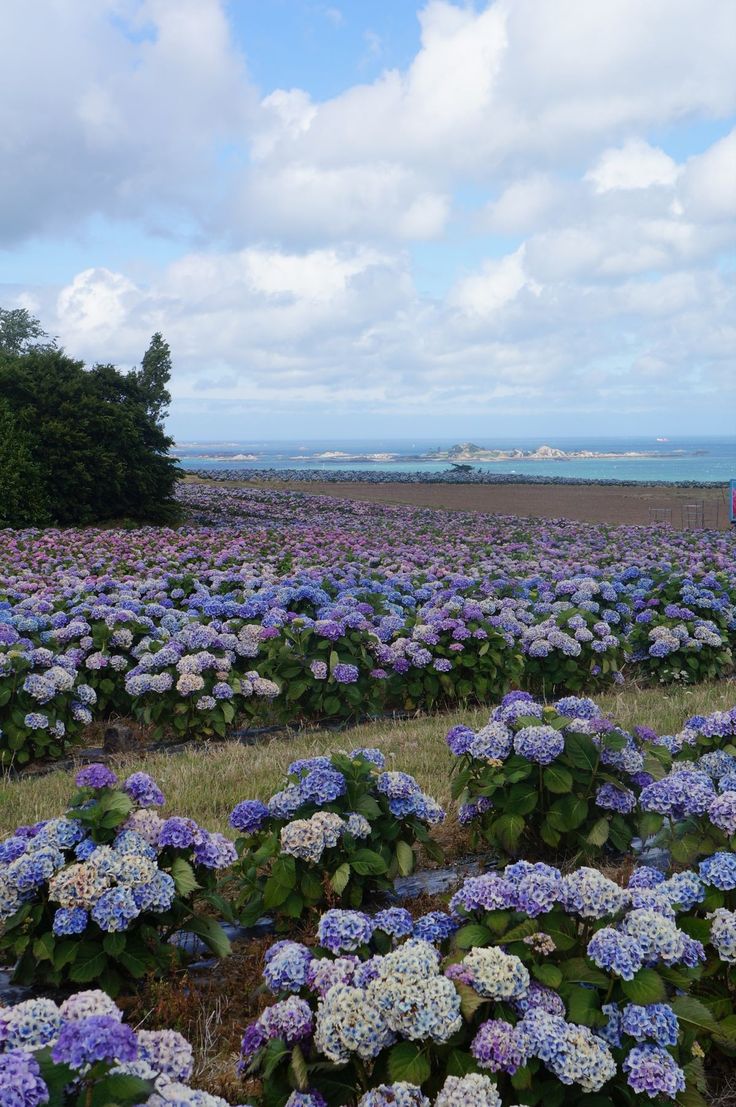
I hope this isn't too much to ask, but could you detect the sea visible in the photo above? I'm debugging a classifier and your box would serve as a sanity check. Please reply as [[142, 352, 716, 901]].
[[174, 437, 736, 484]]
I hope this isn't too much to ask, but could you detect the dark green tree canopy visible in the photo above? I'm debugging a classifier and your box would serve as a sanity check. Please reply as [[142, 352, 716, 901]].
[[135, 331, 172, 426], [0, 312, 179, 526]]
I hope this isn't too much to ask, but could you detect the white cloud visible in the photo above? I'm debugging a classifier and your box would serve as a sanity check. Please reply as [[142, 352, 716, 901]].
[[3, 0, 736, 429], [450, 247, 538, 315], [680, 128, 736, 220], [586, 139, 680, 192]]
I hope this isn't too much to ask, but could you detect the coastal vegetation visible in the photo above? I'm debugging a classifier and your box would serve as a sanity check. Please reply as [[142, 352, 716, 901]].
[[0, 308, 179, 527]]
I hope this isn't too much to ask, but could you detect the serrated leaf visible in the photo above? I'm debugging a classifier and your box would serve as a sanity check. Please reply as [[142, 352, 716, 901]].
[[532, 963, 562, 989], [288, 1043, 309, 1091], [90, 1073, 155, 1107], [387, 1041, 431, 1084], [622, 968, 667, 1005], [454, 923, 493, 950], [544, 765, 573, 794], [68, 944, 106, 984], [170, 857, 199, 897], [349, 848, 388, 876], [454, 981, 487, 1020], [586, 817, 610, 847], [395, 839, 415, 877], [330, 862, 351, 895], [186, 915, 232, 959]]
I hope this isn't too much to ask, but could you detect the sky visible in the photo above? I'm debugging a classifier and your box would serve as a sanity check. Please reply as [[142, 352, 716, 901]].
[[1, 0, 735, 441]]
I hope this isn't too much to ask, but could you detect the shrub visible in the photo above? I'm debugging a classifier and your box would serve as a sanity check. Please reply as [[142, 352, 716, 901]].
[[124, 622, 280, 740], [228, 749, 445, 927], [256, 617, 389, 724], [0, 987, 253, 1106], [374, 603, 524, 713], [0, 766, 234, 995], [519, 607, 625, 693], [628, 607, 732, 684], [447, 693, 652, 861], [0, 644, 92, 767], [238, 867, 736, 1107], [655, 706, 736, 761], [639, 764, 736, 865]]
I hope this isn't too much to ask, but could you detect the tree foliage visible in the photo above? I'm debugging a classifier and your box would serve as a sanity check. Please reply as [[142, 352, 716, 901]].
[[0, 314, 180, 526], [0, 306, 56, 356], [135, 331, 172, 426], [0, 400, 49, 527]]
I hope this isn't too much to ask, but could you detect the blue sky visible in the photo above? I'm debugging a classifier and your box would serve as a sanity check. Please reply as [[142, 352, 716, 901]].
[[1, 0, 735, 439]]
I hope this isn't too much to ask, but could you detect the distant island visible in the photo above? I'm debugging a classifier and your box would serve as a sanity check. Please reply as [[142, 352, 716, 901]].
[[424, 442, 702, 463]]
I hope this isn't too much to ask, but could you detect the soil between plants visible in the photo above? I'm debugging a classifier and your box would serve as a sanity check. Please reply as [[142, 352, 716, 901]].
[[190, 477, 732, 530]]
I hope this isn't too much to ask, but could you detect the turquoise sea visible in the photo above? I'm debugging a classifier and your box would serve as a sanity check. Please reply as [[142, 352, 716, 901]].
[[174, 437, 736, 484]]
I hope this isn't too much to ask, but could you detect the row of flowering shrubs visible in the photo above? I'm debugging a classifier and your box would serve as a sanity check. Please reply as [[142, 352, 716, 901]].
[[1, 699, 734, 1098], [2, 695, 735, 994], [239, 850, 736, 1106], [5, 481, 736, 765]]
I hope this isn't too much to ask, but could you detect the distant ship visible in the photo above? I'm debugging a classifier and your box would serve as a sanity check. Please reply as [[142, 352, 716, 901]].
[[656, 437, 669, 442]]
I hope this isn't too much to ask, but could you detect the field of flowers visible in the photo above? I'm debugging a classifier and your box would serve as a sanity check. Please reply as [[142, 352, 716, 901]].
[[3, 481, 736, 766], [2, 483, 736, 1106]]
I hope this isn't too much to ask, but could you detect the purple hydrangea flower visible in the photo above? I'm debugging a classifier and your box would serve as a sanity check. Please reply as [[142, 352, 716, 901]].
[[623, 1044, 686, 1098], [51, 1015, 137, 1070], [230, 799, 270, 833], [123, 772, 165, 807], [75, 763, 118, 790]]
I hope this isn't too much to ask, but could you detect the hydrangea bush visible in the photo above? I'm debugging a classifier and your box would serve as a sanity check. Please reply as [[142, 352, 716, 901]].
[[0, 988, 252, 1107], [124, 622, 280, 740], [448, 693, 655, 860], [237, 871, 736, 1107], [7, 484, 736, 763], [628, 602, 732, 685], [0, 639, 92, 767], [0, 766, 235, 995], [519, 605, 626, 694], [638, 763, 736, 865], [228, 749, 444, 927]]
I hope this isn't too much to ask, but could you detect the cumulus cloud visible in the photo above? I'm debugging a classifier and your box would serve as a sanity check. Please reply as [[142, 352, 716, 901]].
[[0, 0, 254, 245], [2, 0, 736, 429], [585, 140, 680, 192]]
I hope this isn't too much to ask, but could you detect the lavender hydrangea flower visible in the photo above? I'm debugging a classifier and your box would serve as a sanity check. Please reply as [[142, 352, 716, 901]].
[[699, 851, 736, 891], [123, 772, 165, 807], [623, 1044, 686, 1098], [318, 909, 374, 953], [75, 763, 118, 790], [513, 725, 564, 765], [51, 1015, 137, 1069], [229, 800, 270, 833], [0, 1050, 49, 1107], [471, 1018, 531, 1074], [620, 1003, 679, 1046]]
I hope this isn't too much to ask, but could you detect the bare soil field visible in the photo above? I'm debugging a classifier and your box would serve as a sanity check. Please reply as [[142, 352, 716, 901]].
[[187, 475, 732, 530]]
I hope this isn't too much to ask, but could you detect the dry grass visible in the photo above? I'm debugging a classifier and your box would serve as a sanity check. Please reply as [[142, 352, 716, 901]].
[[2, 680, 734, 838]]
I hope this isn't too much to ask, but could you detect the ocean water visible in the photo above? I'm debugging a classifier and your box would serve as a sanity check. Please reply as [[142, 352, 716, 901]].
[[174, 436, 736, 484]]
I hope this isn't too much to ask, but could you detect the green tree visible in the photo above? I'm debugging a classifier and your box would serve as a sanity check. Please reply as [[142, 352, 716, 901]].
[[135, 332, 172, 426], [0, 342, 180, 526], [0, 306, 55, 356], [0, 400, 49, 527]]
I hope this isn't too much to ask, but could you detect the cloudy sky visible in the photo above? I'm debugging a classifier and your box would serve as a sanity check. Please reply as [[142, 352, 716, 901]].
[[2, 0, 735, 440]]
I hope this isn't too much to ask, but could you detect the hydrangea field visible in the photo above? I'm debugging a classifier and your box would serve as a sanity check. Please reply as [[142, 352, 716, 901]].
[[2, 482, 736, 1106], [3, 482, 736, 765]]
